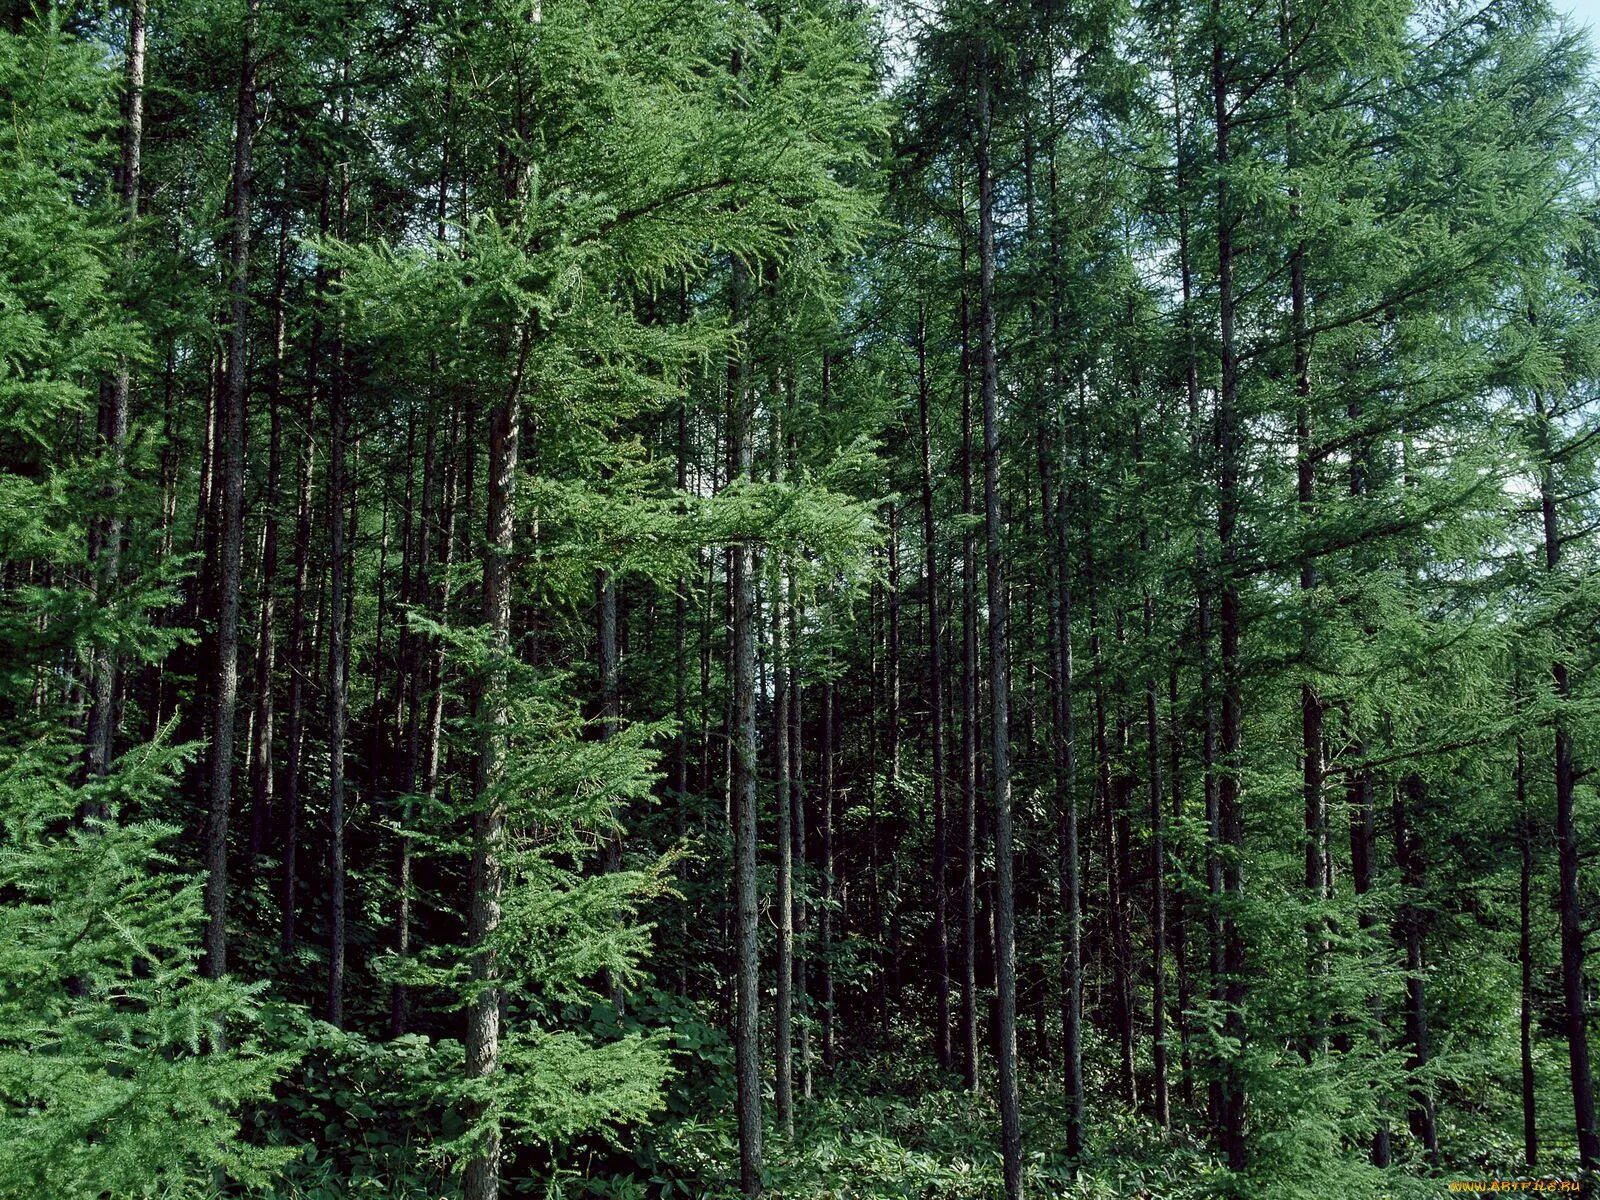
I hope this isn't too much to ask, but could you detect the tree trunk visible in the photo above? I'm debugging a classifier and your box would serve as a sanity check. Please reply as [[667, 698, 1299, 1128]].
[[203, 0, 258, 992], [1517, 725, 1538, 1168], [958, 174, 981, 1095], [247, 214, 289, 860], [1211, 11, 1247, 1168], [790, 576, 812, 1100], [1393, 774, 1439, 1166], [84, 0, 146, 790], [774, 564, 794, 1137], [977, 57, 1022, 1200], [727, 254, 763, 1196], [463, 326, 530, 1200], [916, 306, 952, 1073], [821, 675, 836, 1072], [1536, 391, 1599, 1169], [325, 148, 352, 1029]]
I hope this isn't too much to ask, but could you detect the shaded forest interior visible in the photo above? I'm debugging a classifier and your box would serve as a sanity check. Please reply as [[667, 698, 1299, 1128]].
[[3, 0, 1600, 1196]]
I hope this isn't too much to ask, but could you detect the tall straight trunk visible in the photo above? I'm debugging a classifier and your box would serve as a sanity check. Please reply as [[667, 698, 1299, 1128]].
[[958, 177, 981, 1094], [280, 377, 317, 953], [674, 391, 691, 998], [1393, 774, 1439, 1165], [1517, 725, 1538, 1168], [1536, 392, 1599, 1169], [463, 325, 530, 1200], [821, 675, 836, 1071], [727, 254, 763, 1196], [85, 0, 146, 788], [1346, 400, 1390, 1166], [884, 505, 902, 1037], [1169, 663, 1194, 1102], [977, 58, 1021, 1200], [1169, 32, 1223, 1128], [204, 0, 258, 988], [1349, 759, 1390, 1165], [773, 566, 794, 1137], [326, 148, 351, 1029], [916, 306, 952, 1072], [1285, 28, 1328, 1046], [771, 366, 793, 1135], [247, 215, 289, 859], [1211, 9, 1247, 1169], [789, 575, 811, 1100], [392, 412, 438, 1037], [1145, 573, 1169, 1129], [1052, 436, 1083, 1159], [597, 565, 624, 1012]]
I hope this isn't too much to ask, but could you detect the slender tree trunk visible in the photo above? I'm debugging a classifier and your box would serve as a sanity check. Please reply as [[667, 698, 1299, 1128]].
[[727, 254, 763, 1196], [790, 576, 812, 1100], [85, 0, 146, 790], [1535, 392, 1599, 1169], [280, 381, 317, 954], [1211, 12, 1247, 1168], [325, 147, 351, 1029], [821, 675, 836, 1072], [597, 564, 625, 1012], [247, 215, 288, 860], [1052, 437, 1083, 1160], [1393, 774, 1439, 1166], [1346, 399, 1391, 1166], [774, 564, 794, 1137], [977, 57, 1022, 1200], [391, 410, 437, 1037], [1145, 590, 1169, 1129], [958, 177, 981, 1095], [916, 306, 952, 1072], [463, 325, 531, 1200], [1517, 724, 1538, 1169], [1285, 29, 1328, 1049], [204, 0, 259, 992]]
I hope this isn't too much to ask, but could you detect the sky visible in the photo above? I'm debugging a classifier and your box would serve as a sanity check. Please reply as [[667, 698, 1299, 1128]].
[[1566, 0, 1600, 47]]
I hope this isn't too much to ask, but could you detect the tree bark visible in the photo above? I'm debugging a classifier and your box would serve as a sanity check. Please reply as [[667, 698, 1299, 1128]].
[[1211, 9, 1248, 1167], [1517, 724, 1538, 1168], [727, 253, 763, 1196], [463, 325, 530, 1200], [916, 305, 952, 1073], [84, 0, 146, 791], [958, 173, 981, 1095], [1393, 774, 1439, 1166], [977, 56, 1022, 1200], [326, 146, 352, 1029], [203, 0, 258, 992], [1536, 391, 1599, 1169]]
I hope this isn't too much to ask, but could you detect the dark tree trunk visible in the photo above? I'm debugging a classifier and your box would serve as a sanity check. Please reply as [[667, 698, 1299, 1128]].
[[85, 0, 146, 791], [463, 325, 530, 1200], [325, 150, 352, 1029], [774, 567, 794, 1137], [727, 254, 763, 1196], [1517, 725, 1538, 1168], [821, 675, 836, 1072], [1536, 392, 1599, 1169], [1393, 774, 1439, 1166], [958, 175, 981, 1095], [1211, 10, 1247, 1168], [916, 305, 952, 1072], [1051, 437, 1083, 1160], [203, 0, 259, 992], [977, 57, 1022, 1200], [247, 215, 289, 860]]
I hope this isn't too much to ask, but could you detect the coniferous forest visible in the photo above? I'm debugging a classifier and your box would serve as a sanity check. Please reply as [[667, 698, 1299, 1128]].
[[4, 0, 1600, 1194]]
